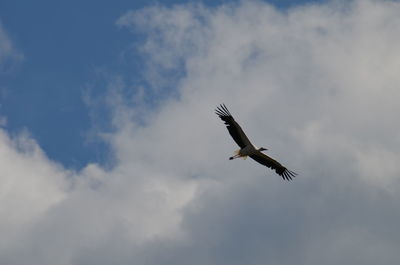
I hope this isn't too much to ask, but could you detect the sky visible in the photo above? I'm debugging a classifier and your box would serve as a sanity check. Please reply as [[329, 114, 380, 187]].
[[1, 0, 400, 264], [0, 0, 321, 169]]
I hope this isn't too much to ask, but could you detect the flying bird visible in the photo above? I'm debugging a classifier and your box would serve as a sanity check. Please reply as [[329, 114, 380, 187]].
[[215, 104, 297, 181]]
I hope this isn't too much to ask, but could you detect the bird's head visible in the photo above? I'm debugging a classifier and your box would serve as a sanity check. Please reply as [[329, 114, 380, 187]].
[[258, 147, 268, 152]]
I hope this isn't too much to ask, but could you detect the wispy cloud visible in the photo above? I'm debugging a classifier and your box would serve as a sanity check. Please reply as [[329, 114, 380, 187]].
[[1, 1, 400, 264], [0, 21, 23, 73]]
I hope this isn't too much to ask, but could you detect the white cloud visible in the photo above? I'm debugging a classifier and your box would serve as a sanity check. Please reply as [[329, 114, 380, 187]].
[[0, 127, 197, 264], [1, 0, 400, 264]]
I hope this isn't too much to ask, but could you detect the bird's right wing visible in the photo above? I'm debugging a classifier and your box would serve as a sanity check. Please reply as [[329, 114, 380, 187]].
[[215, 104, 252, 148], [249, 152, 297, 181]]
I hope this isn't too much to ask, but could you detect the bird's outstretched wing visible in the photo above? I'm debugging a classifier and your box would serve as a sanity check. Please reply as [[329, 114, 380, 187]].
[[215, 104, 252, 148], [250, 152, 297, 181]]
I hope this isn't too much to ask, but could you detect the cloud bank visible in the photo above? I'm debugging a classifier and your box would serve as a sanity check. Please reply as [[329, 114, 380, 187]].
[[1, 1, 400, 264]]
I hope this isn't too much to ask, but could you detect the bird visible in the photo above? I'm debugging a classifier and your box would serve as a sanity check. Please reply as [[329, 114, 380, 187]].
[[215, 104, 297, 181]]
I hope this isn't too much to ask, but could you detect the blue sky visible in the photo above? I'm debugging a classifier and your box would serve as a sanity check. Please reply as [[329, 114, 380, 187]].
[[0, 0, 325, 169], [1, 1, 400, 265]]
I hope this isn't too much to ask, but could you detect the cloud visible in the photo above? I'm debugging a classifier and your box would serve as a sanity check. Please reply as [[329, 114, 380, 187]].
[[0, 116, 6, 127], [0, 21, 23, 73], [1, 0, 400, 264]]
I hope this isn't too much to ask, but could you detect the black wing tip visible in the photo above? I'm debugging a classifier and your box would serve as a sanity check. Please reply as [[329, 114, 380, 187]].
[[280, 169, 297, 181], [215, 103, 232, 118]]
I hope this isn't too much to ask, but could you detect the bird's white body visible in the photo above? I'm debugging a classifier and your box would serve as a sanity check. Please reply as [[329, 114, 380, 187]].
[[231, 144, 263, 160], [240, 144, 257, 155]]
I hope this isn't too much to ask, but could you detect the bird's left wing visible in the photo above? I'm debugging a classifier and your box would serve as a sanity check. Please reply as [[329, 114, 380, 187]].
[[250, 152, 297, 181], [215, 104, 252, 148]]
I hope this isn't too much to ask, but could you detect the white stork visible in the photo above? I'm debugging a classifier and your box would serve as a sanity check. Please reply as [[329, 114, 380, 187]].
[[215, 104, 297, 181]]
